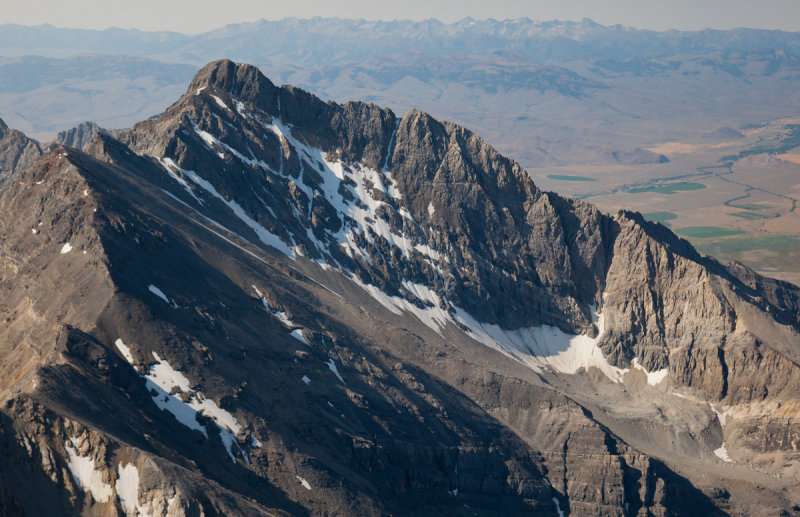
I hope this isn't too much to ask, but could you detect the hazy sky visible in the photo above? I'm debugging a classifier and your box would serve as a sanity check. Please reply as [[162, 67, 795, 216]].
[[4, 0, 800, 34]]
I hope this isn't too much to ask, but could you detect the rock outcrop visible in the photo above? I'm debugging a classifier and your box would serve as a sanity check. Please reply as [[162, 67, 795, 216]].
[[49, 121, 107, 151], [0, 118, 42, 187]]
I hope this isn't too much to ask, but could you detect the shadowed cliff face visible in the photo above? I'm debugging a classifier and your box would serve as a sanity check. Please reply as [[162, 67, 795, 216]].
[[0, 59, 798, 515], [0, 118, 42, 187]]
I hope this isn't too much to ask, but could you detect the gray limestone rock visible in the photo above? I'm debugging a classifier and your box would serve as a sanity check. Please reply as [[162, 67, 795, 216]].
[[0, 118, 42, 187]]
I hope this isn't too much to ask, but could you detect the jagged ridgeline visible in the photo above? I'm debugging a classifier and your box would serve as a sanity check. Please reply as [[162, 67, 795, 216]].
[[0, 59, 798, 515]]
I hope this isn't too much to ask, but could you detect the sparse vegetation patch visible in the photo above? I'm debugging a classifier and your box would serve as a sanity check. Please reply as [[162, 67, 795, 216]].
[[628, 182, 706, 195], [546, 174, 597, 182]]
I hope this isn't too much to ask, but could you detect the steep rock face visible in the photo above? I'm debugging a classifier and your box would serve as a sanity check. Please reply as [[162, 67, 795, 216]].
[[0, 118, 42, 186], [447, 369, 722, 516], [0, 141, 577, 515], [122, 60, 612, 334], [49, 121, 107, 151], [387, 111, 610, 329], [0, 148, 111, 397], [600, 213, 738, 372], [601, 211, 800, 400], [597, 212, 800, 484], [0, 59, 799, 515]]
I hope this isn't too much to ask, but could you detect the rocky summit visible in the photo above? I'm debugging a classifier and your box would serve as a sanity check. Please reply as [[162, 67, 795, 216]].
[[0, 59, 799, 516]]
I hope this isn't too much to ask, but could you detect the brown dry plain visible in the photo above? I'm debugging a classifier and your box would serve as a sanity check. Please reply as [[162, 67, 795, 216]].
[[530, 117, 800, 286]]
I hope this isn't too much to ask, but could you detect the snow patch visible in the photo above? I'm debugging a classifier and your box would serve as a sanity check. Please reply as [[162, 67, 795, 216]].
[[413, 242, 446, 263], [454, 301, 628, 383], [60, 242, 73, 254], [147, 285, 179, 309], [402, 280, 441, 307], [190, 393, 246, 463], [159, 158, 204, 205], [235, 100, 247, 116], [290, 328, 309, 345], [714, 444, 733, 463], [114, 339, 135, 364], [427, 202, 435, 216], [253, 287, 296, 327], [115, 463, 141, 516], [262, 118, 429, 267], [553, 497, 565, 517], [266, 303, 292, 327], [352, 277, 450, 337], [65, 440, 113, 503], [326, 358, 346, 385], [631, 357, 669, 386], [192, 121, 270, 168], [173, 109, 450, 286], [145, 353, 248, 463], [174, 154, 293, 257], [149, 351, 192, 393], [117, 340, 256, 464], [296, 476, 312, 490], [211, 94, 230, 111], [354, 275, 622, 385], [191, 394, 242, 437], [351, 256, 625, 384]]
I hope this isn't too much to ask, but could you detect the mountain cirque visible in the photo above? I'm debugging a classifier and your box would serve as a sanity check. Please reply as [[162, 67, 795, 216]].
[[0, 59, 798, 516]]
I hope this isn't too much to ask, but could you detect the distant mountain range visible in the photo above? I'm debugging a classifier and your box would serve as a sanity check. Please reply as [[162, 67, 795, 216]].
[[1, 18, 799, 165], [4, 18, 800, 65]]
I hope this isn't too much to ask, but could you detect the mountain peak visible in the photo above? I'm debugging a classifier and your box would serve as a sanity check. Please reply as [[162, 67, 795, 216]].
[[0, 120, 42, 186], [187, 59, 280, 112], [3, 57, 800, 514], [49, 121, 106, 151]]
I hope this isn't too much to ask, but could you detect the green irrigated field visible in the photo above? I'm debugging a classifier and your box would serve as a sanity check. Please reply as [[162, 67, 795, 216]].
[[728, 203, 773, 211], [690, 234, 800, 273], [675, 226, 746, 238], [643, 211, 678, 226], [546, 174, 597, 182], [729, 211, 773, 220], [628, 182, 706, 195]]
